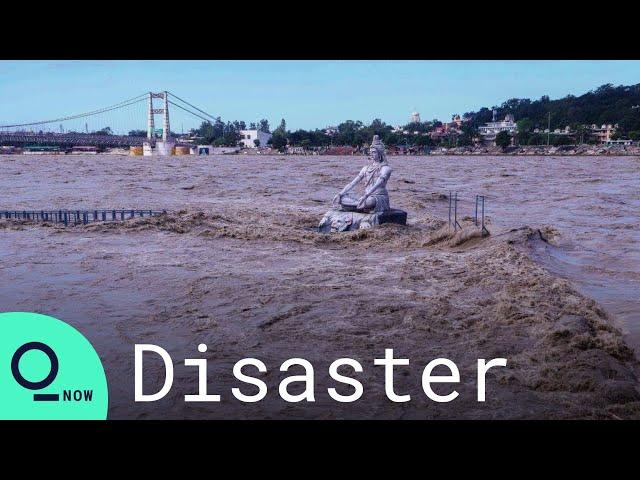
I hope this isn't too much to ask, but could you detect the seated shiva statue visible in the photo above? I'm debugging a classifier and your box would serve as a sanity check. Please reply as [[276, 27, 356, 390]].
[[318, 135, 406, 233], [333, 135, 392, 213]]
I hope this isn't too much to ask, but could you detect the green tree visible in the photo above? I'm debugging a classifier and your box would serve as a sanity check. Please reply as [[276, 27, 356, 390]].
[[271, 133, 287, 152], [414, 135, 434, 147], [575, 125, 591, 145], [259, 119, 270, 133], [495, 130, 511, 148], [514, 118, 532, 145], [403, 121, 429, 133], [383, 133, 400, 146], [457, 132, 473, 146], [275, 118, 286, 135]]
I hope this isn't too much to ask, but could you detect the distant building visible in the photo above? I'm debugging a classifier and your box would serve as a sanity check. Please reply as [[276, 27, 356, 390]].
[[287, 146, 306, 154], [478, 114, 518, 145], [410, 111, 421, 123], [605, 139, 633, 146], [590, 124, 616, 144], [22, 145, 63, 155], [70, 146, 99, 155], [239, 129, 272, 148], [324, 126, 339, 136], [0, 146, 18, 154], [428, 116, 464, 140], [429, 123, 450, 139]]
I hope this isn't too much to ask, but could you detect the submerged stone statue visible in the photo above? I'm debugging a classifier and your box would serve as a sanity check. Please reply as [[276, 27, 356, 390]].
[[318, 135, 407, 233]]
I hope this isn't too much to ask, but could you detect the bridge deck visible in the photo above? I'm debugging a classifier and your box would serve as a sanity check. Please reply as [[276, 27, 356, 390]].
[[0, 133, 153, 148]]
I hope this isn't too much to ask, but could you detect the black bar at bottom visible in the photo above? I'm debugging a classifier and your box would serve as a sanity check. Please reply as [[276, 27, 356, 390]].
[[34, 393, 59, 402]]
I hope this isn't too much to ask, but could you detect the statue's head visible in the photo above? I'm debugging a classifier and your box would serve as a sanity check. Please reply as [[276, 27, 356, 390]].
[[369, 135, 387, 163]]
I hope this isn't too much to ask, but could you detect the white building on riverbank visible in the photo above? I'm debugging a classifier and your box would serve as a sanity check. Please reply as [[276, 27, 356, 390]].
[[478, 112, 518, 145], [239, 129, 272, 148]]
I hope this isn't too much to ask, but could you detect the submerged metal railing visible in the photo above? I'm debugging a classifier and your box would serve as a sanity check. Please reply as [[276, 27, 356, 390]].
[[448, 191, 462, 231], [0, 209, 167, 226], [474, 195, 490, 236], [448, 191, 490, 237]]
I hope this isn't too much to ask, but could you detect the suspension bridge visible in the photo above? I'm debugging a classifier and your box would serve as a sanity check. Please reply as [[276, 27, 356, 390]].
[[0, 91, 217, 149]]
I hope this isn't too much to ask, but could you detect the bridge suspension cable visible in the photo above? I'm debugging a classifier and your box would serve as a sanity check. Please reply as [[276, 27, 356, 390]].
[[0, 93, 148, 129], [167, 100, 215, 124], [167, 91, 217, 122]]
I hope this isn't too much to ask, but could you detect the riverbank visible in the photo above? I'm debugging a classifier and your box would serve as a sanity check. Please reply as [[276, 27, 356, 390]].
[[428, 144, 640, 156], [3, 143, 638, 158]]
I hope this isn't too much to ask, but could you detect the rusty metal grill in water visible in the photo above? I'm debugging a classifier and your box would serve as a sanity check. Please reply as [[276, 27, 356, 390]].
[[448, 191, 490, 236], [0, 209, 167, 226], [474, 195, 490, 236]]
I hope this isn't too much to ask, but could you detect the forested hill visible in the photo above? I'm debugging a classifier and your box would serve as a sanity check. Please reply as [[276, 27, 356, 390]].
[[464, 83, 640, 135]]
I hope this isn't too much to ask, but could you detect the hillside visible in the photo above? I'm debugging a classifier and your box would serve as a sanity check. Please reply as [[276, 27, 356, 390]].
[[464, 83, 640, 138]]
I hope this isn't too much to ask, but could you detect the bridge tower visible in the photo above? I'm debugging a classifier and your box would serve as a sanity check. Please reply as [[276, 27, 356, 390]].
[[147, 93, 154, 139], [147, 91, 171, 142]]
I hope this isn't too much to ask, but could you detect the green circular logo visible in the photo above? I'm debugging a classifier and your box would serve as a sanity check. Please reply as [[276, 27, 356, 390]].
[[0, 312, 108, 420]]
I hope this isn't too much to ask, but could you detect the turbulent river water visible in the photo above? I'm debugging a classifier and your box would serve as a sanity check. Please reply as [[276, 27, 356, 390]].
[[424, 155, 640, 348], [0, 153, 638, 419]]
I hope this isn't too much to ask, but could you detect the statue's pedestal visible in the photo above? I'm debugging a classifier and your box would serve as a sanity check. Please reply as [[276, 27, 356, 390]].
[[318, 208, 407, 233]]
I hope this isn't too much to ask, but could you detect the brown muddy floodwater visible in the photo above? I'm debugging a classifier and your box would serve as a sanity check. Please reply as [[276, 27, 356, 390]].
[[0, 154, 639, 419]]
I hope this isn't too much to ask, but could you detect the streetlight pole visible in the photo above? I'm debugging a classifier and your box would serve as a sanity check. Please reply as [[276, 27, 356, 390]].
[[547, 112, 551, 146]]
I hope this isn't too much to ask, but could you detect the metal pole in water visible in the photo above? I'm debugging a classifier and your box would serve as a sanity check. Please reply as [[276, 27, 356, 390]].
[[448, 191, 452, 229], [474, 195, 478, 226], [454, 193, 458, 231], [481, 196, 488, 236]]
